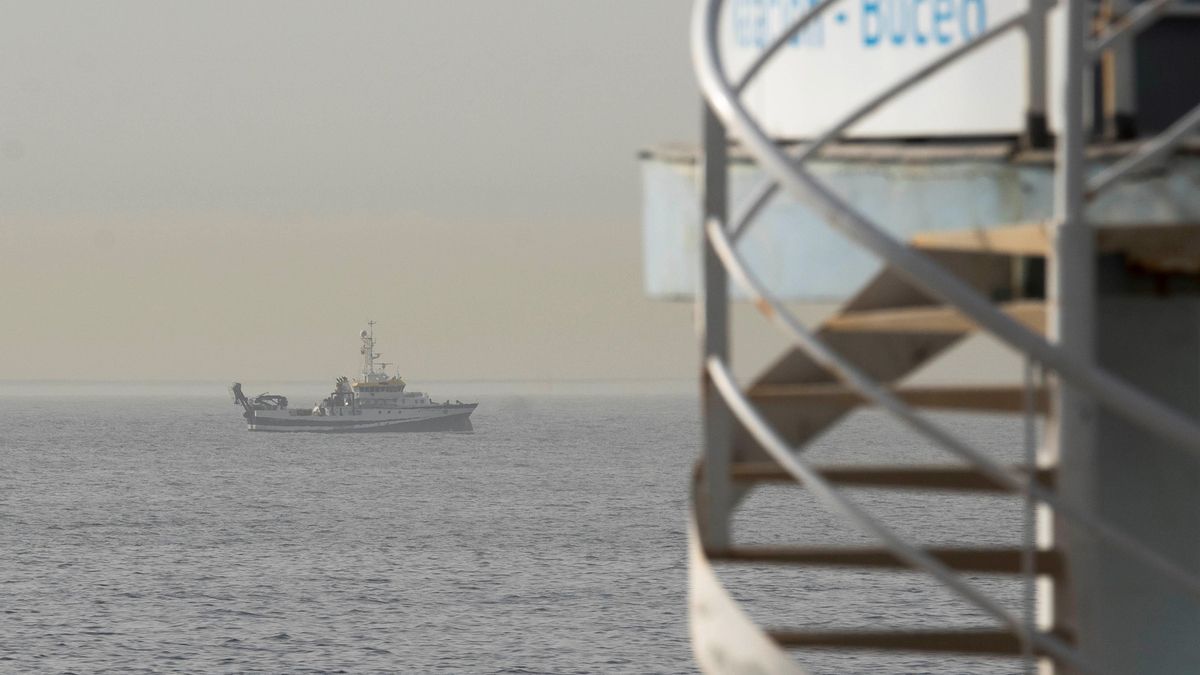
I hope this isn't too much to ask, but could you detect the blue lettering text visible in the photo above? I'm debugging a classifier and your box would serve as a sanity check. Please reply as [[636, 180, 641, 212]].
[[933, 0, 955, 44], [862, 0, 882, 46], [960, 0, 986, 39], [889, 0, 909, 45], [733, 0, 826, 49], [912, 0, 928, 44]]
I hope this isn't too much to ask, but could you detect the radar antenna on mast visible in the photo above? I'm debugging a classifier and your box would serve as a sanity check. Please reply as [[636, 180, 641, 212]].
[[360, 320, 386, 381]]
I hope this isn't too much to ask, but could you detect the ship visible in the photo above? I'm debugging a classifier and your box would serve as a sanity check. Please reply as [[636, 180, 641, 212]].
[[231, 322, 476, 432]]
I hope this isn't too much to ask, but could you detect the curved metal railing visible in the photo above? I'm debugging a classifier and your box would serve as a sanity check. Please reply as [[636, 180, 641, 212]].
[[694, 0, 1200, 454], [689, 0, 1200, 671], [1085, 0, 1200, 196], [706, 215, 1200, 600], [704, 357, 1091, 671]]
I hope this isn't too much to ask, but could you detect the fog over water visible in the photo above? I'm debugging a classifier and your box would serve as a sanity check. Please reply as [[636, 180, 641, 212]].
[[0, 2, 1024, 385], [0, 1, 702, 383]]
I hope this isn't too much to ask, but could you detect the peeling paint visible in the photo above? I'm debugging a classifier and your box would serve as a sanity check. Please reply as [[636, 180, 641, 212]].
[[643, 152, 1200, 301], [753, 297, 775, 318]]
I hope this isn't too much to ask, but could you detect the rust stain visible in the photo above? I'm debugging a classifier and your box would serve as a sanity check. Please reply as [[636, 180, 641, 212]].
[[754, 297, 775, 318]]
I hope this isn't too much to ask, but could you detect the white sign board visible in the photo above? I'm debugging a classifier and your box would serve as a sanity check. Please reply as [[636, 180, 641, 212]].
[[719, 0, 1032, 138]]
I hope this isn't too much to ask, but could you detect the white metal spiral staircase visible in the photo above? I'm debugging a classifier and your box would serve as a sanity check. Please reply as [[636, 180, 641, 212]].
[[687, 0, 1200, 672]]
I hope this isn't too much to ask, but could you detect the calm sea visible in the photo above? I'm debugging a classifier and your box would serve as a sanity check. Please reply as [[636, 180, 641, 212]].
[[1, 383, 1033, 674]]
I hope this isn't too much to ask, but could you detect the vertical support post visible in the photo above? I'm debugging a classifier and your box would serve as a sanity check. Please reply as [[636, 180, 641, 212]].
[[1102, 0, 1138, 139], [1051, 0, 1096, 668], [1025, 0, 1051, 148], [699, 101, 732, 551]]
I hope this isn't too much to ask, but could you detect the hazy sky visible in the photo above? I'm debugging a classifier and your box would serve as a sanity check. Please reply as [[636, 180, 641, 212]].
[[1, 1, 710, 382]]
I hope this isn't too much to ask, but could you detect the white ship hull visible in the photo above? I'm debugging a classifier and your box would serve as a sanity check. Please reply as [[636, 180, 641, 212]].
[[234, 323, 477, 433], [246, 403, 476, 433]]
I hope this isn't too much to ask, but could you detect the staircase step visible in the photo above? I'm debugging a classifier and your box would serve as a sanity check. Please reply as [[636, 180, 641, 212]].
[[749, 383, 1049, 414], [911, 222, 1050, 257], [911, 222, 1200, 274], [730, 463, 1055, 492], [710, 546, 1062, 575], [824, 301, 1045, 335], [767, 629, 1063, 655]]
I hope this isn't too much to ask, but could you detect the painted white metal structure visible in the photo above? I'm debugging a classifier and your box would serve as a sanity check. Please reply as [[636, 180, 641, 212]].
[[719, 0, 1031, 138], [716, 0, 1200, 140], [640, 146, 1200, 300], [686, 0, 1200, 671]]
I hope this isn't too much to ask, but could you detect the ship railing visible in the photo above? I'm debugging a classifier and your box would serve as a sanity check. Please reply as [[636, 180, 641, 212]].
[[689, 0, 1200, 671]]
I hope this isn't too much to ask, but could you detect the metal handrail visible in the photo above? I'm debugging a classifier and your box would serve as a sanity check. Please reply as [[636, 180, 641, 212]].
[[706, 216, 1200, 601], [729, 10, 1031, 244], [1021, 360, 1041, 671], [804, 13, 1030, 161], [730, 0, 1197, 243], [691, 0, 1200, 669], [1083, 0, 1200, 198], [706, 356, 1097, 673], [693, 0, 1200, 456], [1090, 0, 1177, 55], [1087, 101, 1200, 196]]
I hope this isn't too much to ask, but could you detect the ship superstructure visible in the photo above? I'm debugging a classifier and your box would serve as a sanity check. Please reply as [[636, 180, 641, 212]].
[[232, 322, 476, 432]]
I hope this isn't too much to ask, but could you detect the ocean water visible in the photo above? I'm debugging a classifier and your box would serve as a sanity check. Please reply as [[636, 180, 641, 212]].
[[1, 384, 1035, 674]]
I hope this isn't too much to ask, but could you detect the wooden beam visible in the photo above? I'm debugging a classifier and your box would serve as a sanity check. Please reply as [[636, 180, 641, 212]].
[[767, 629, 1062, 655], [1098, 224, 1200, 274], [729, 462, 1055, 492], [709, 546, 1063, 575], [748, 383, 1049, 414], [911, 222, 1200, 274], [911, 222, 1051, 257], [824, 301, 1046, 335]]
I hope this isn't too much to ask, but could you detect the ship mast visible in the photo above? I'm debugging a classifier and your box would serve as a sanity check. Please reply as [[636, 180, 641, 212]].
[[360, 320, 382, 381]]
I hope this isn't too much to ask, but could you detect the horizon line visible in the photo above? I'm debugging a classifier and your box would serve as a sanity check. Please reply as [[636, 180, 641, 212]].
[[0, 377, 695, 385]]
